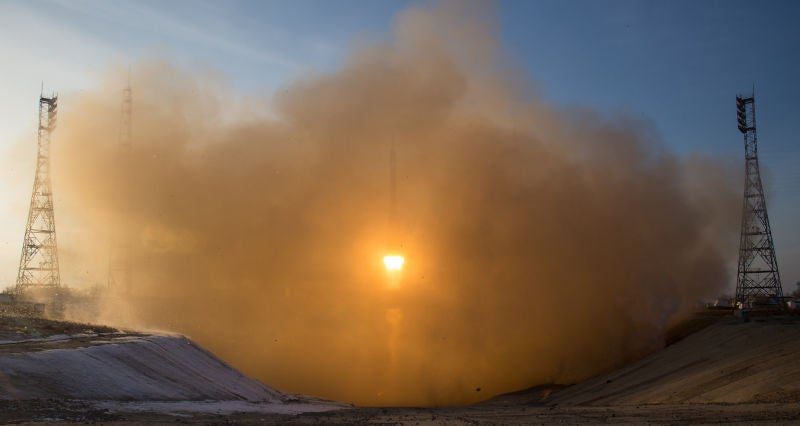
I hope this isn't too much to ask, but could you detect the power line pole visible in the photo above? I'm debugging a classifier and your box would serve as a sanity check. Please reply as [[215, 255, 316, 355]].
[[16, 92, 61, 292], [389, 137, 397, 224], [119, 74, 132, 152], [734, 93, 783, 305], [108, 76, 132, 292]]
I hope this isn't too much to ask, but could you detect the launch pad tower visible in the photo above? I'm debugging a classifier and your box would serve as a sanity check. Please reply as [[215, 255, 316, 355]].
[[16, 93, 61, 292], [108, 78, 133, 292], [734, 93, 783, 305]]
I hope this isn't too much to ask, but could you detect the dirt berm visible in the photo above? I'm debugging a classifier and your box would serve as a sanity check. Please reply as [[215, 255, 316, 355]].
[[543, 315, 800, 406]]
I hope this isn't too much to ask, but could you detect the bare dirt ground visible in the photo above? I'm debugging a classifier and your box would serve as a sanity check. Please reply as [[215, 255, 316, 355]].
[[0, 316, 146, 355], [0, 316, 118, 341], [1, 399, 799, 424]]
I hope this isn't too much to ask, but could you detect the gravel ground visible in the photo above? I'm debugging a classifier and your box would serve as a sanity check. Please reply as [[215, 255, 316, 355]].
[[2, 400, 800, 424]]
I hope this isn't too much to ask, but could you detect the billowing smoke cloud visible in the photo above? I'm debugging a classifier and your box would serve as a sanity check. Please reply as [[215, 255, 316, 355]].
[[50, 2, 738, 406]]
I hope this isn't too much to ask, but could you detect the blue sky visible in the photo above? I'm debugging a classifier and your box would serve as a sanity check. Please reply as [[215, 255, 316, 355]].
[[0, 0, 797, 292]]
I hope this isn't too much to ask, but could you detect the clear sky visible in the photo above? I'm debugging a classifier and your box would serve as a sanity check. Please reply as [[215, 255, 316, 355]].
[[0, 0, 797, 293]]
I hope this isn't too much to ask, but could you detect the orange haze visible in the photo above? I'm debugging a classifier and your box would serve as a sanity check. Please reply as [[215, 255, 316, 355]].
[[48, 2, 739, 406]]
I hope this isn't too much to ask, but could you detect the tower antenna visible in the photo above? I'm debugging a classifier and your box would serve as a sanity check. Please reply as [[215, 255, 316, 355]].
[[16, 91, 61, 292], [390, 136, 397, 223], [108, 75, 133, 291], [734, 92, 783, 305]]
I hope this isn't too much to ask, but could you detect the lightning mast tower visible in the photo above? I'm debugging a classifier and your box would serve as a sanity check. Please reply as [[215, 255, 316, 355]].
[[734, 93, 783, 305], [389, 138, 397, 223], [16, 92, 61, 292], [108, 77, 133, 291]]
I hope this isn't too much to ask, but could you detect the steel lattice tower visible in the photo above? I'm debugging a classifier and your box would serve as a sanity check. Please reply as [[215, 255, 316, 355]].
[[734, 93, 783, 305], [108, 79, 133, 291], [15, 93, 61, 292], [389, 137, 397, 222]]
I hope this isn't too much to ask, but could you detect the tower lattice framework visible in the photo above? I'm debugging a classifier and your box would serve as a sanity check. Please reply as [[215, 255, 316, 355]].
[[108, 79, 132, 291], [16, 94, 61, 292], [735, 93, 783, 304]]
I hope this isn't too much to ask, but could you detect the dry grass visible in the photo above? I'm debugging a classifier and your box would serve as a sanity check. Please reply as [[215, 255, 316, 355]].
[[0, 315, 117, 341]]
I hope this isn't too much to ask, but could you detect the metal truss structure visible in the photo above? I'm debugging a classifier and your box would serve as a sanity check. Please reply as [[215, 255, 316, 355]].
[[108, 79, 133, 292], [16, 93, 61, 291], [734, 93, 783, 305]]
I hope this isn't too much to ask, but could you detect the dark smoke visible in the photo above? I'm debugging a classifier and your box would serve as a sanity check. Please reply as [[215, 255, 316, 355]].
[[50, 2, 738, 406]]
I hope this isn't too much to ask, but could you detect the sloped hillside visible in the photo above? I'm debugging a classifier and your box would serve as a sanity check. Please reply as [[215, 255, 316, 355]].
[[547, 316, 800, 406], [0, 333, 286, 401]]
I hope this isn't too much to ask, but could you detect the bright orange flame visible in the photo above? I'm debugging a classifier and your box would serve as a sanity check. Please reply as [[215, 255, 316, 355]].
[[383, 254, 405, 271]]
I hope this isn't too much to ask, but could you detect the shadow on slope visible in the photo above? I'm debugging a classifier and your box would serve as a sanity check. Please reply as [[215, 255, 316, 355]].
[[547, 315, 800, 405], [484, 311, 800, 407]]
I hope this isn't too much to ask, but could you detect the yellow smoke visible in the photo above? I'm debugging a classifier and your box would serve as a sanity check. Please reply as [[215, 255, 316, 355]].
[[44, 1, 739, 406]]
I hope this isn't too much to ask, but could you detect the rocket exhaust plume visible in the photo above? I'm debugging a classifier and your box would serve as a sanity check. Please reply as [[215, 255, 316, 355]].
[[48, 1, 739, 406], [383, 255, 405, 272]]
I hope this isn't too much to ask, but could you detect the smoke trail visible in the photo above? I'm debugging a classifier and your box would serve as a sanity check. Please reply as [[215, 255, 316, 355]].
[[50, 2, 738, 406]]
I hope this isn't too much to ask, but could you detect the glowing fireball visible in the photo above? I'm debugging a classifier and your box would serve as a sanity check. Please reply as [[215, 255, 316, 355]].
[[383, 254, 405, 271]]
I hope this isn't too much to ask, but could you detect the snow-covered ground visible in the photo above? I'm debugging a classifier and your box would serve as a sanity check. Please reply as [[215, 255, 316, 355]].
[[0, 334, 74, 345], [96, 400, 347, 416], [0, 331, 347, 414]]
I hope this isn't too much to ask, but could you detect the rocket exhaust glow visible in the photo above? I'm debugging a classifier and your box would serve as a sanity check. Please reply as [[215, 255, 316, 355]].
[[383, 254, 405, 271]]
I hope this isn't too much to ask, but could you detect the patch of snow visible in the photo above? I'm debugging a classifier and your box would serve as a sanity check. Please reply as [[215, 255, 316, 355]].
[[0, 334, 74, 346], [93, 335, 147, 344], [0, 335, 286, 401], [96, 400, 348, 416]]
